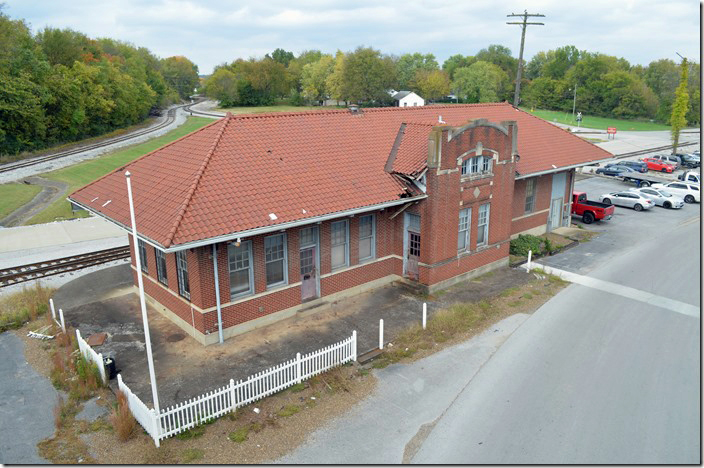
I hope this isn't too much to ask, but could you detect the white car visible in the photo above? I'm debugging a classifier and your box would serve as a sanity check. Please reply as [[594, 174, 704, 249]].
[[629, 188, 684, 209], [598, 191, 654, 211], [652, 181, 700, 203]]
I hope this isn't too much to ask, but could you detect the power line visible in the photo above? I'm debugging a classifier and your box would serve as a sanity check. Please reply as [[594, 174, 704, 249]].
[[507, 10, 545, 107]]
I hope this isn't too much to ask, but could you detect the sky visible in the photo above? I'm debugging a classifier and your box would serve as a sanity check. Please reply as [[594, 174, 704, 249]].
[[4, 0, 701, 75]]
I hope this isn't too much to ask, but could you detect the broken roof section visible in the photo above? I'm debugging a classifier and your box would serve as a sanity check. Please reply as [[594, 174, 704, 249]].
[[69, 102, 612, 250]]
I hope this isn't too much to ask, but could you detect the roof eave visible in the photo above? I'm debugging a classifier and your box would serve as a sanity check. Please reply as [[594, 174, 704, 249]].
[[69, 194, 428, 253], [515, 155, 614, 180]]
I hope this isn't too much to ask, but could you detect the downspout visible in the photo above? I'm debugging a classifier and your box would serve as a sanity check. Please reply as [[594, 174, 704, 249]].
[[212, 244, 224, 344]]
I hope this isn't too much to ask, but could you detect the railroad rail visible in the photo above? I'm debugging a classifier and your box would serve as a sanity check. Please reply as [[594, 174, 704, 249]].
[[182, 101, 225, 118], [0, 101, 197, 175], [0, 245, 130, 287], [612, 141, 699, 160]]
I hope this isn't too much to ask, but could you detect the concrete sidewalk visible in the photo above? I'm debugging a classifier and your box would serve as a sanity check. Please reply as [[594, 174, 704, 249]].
[[55, 264, 535, 409]]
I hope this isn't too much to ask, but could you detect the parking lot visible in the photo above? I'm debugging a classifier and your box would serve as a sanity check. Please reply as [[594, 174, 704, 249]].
[[543, 172, 700, 276]]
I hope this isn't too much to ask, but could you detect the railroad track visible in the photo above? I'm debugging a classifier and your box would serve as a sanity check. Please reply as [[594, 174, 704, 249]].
[[0, 101, 198, 175], [0, 246, 130, 287], [182, 101, 225, 118], [612, 141, 699, 160]]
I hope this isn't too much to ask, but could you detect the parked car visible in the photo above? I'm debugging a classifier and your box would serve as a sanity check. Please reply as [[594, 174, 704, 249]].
[[680, 153, 700, 169], [598, 191, 654, 211], [571, 191, 615, 224], [595, 165, 637, 176], [628, 187, 684, 209], [677, 171, 700, 184], [649, 154, 681, 169], [641, 157, 675, 173], [651, 181, 701, 203], [617, 160, 648, 173]]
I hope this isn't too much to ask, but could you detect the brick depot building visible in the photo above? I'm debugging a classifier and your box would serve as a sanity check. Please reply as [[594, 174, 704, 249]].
[[70, 103, 612, 345]]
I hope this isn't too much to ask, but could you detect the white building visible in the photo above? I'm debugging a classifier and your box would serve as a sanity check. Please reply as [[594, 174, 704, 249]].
[[391, 90, 425, 107]]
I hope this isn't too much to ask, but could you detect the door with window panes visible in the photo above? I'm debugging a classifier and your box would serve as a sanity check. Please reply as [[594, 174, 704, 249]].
[[405, 213, 421, 280], [299, 227, 319, 301]]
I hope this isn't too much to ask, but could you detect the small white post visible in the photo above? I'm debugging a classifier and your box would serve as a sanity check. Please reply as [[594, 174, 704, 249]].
[[526, 250, 532, 273], [296, 352, 302, 383], [379, 319, 384, 350], [58, 308, 66, 333], [97, 352, 106, 384], [151, 408, 160, 447], [229, 379, 236, 411], [351, 330, 357, 361], [422, 303, 427, 330], [49, 298, 56, 321]]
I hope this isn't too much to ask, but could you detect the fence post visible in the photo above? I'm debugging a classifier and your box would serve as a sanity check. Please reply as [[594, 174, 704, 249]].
[[351, 330, 357, 361], [379, 319, 384, 350], [50, 298, 56, 322], [97, 352, 106, 384], [526, 250, 532, 273], [296, 353, 302, 384], [59, 308, 66, 333], [422, 303, 427, 330], [151, 409, 160, 447], [229, 379, 236, 411]]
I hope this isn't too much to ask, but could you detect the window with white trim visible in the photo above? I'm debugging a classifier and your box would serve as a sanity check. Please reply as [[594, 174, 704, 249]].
[[175, 250, 190, 300], [461, 155, 493, 176], [458, 208, 471, 251], [228, 241, 253, 298], [477, 203, 490, 246], [524, 178, 536, 214], [331, 220, 349, 269], [137, 239, 148, 273], [155, 248, 168, 286], [265, 234, 287, 288], [358, 214, 375, 261]]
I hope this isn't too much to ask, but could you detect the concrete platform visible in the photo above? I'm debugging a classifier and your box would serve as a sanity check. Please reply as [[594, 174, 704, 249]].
[[0, 217, 126, 254]]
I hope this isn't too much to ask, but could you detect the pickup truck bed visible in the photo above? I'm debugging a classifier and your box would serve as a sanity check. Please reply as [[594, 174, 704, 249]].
[[620, 173, 671, 187]]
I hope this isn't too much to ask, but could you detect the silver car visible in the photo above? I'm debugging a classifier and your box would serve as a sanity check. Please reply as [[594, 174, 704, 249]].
[[598, 191, 654, 211], [628, 187, 685, 209]]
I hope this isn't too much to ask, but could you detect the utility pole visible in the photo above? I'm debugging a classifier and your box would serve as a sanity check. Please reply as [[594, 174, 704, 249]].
[[507, 10, 545, 107]]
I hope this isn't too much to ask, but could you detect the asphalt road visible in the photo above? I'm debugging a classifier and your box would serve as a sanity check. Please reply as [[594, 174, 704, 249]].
[[280, 174, 700, 464], [410, 178, 700, 464]]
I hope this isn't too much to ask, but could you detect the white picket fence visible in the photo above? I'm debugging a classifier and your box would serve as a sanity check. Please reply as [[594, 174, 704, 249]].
[[75, 329, 108, 385], [119, 330, 357, 446]]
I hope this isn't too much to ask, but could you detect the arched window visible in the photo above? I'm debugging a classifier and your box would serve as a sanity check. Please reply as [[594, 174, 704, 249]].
[[461, 155, 493, 176]]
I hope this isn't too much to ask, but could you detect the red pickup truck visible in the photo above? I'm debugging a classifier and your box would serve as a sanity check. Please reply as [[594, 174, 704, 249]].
[[571, 191, 615, 224]]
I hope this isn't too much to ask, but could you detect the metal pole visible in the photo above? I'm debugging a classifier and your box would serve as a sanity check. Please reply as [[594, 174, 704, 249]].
[[212, 244, 224, 344], [125, 171, 160, 415], [572, 84, 577, 120]]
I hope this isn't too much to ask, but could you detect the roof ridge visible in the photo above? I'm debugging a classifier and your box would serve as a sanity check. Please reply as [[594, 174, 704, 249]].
[[164, 115, 232, 247], [67, 116, 226, 199]]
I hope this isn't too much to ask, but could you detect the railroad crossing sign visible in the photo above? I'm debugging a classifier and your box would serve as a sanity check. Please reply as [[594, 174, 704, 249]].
[[576, 112, 582, 121], [607, 127, 617, 140]]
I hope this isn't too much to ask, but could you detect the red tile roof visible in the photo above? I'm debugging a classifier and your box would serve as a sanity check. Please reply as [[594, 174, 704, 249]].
[[70, 102, 612, 248]]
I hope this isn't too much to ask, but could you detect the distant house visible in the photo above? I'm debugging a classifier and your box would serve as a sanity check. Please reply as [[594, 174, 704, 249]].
[[392, 90, 425, 107]]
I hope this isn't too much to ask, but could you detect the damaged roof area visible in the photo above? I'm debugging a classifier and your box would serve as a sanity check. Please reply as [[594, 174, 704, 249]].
[[69, 102, 612, 249]]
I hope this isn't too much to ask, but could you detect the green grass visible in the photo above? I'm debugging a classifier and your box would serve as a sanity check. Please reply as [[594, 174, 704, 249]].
[[216, 105, 322, 114], [0, 183, 42, 220], [277, 404, 300, 417], [521, 107, 671, 131], [23, 117, 212, 225], [181, 448, 204, 463]]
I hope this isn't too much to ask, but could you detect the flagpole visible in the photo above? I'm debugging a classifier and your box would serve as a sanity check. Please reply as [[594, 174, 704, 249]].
[[125, 171, 160, 415]]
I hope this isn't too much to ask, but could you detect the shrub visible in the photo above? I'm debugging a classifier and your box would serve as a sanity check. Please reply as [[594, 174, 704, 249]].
[[53, 395, 65, 429], [0, 283, 54, 332], [110, 390, 136, 441], [509, 234, 543, 257]]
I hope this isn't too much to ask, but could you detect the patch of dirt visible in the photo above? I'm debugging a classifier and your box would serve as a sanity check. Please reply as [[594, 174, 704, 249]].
[[81, 364, 377, 464], [13, 315, 60, 379]]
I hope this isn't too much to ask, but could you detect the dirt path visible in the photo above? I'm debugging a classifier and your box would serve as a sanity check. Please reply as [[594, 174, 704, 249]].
[[0, 177, 69, 227]]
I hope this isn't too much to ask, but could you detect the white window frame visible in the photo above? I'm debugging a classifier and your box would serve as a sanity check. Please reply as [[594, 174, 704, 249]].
[[228, 241, 254, 299], [458, 208, 471, 252], [461, 155, 493, 176], [477, 203, 490, 247], [138, 239, 148, 273], [264, 233, 288, 289], [358, 214, 376, 262], [524, 178, 536, 214], [155, 247, 168, 286], [175, 250, 190, 300], [331, 220, 349, 270]]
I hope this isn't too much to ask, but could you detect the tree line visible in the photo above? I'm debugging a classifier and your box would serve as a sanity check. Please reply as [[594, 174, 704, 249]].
[[0, 10, 199, 156], [205, 44, 699, 127]]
